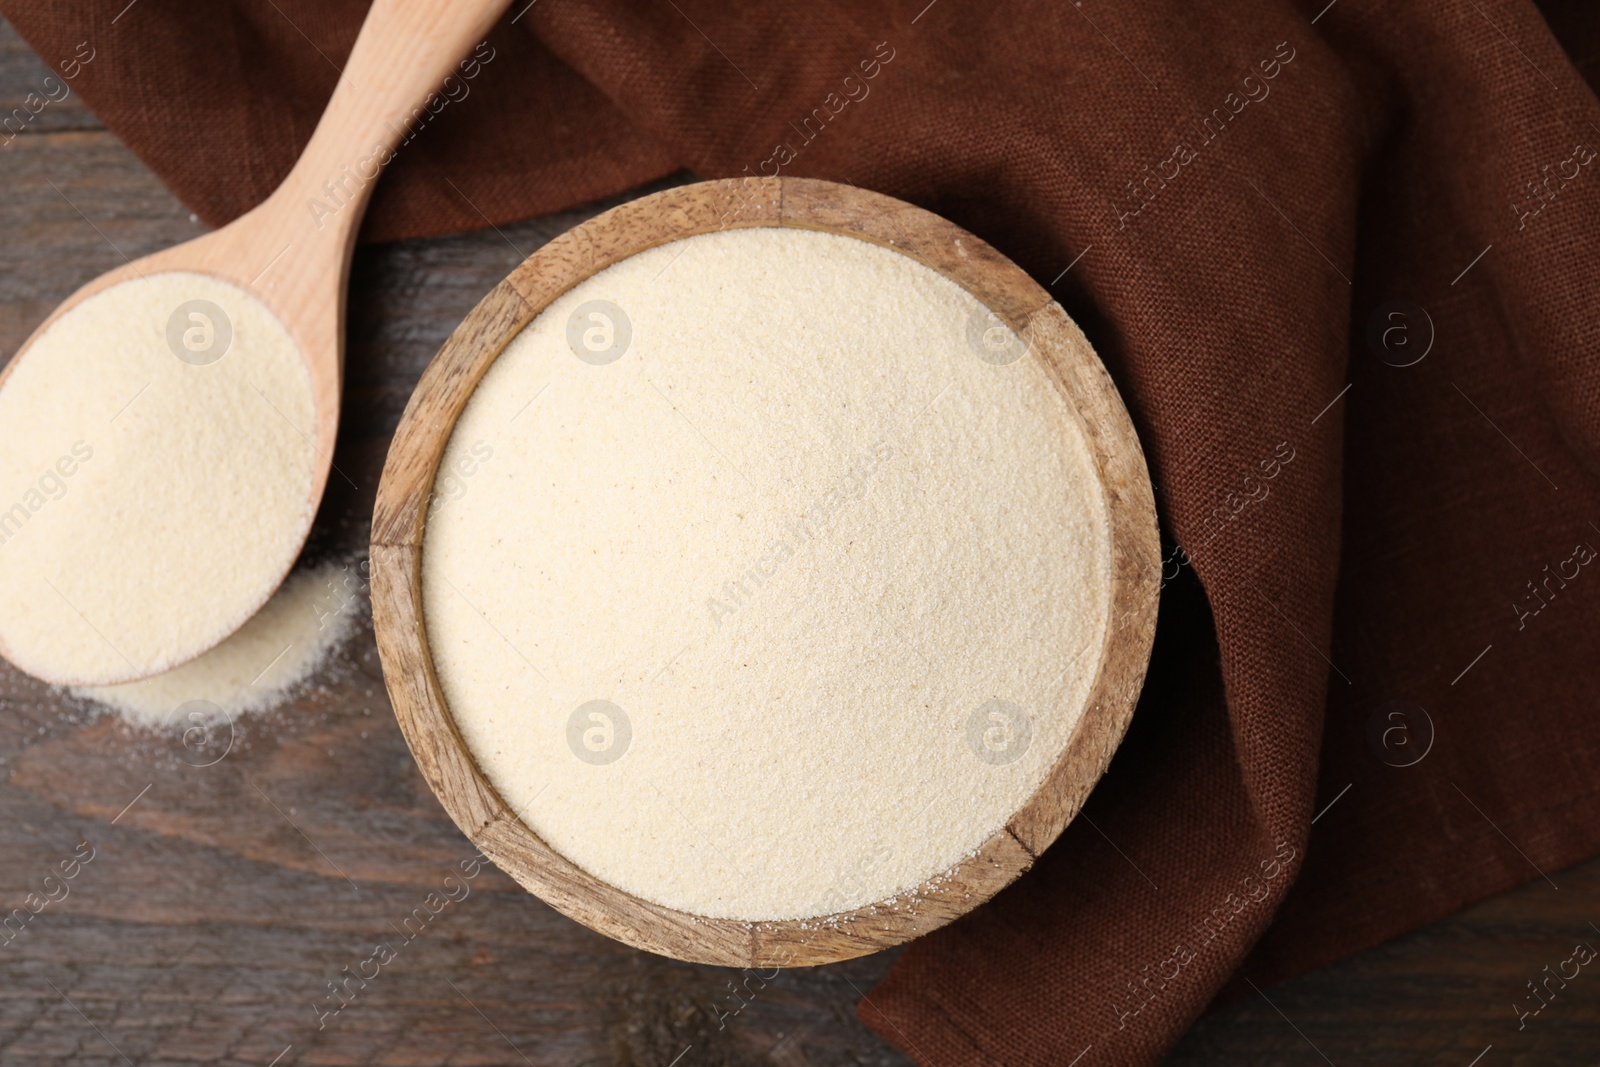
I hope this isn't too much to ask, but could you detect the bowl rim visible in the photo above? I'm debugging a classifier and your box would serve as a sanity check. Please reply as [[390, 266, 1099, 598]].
[[370, 176, 1159, 967]]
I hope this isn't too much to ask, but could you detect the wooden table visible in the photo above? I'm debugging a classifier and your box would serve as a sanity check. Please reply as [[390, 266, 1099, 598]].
[[3, 17, 1598, 1066]]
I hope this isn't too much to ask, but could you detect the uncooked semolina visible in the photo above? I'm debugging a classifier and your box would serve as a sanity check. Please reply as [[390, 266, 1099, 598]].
[[0, 271, 317, 685], [422, 228, 1111, 921]]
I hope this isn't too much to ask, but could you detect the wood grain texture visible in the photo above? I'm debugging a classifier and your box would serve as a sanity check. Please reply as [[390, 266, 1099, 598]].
[[6, 15, 1600, 1064], [370, 176, 1161, 969]]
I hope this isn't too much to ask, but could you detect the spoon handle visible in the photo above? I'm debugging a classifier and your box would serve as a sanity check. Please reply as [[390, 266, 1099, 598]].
[[267, 0, 515, 245]]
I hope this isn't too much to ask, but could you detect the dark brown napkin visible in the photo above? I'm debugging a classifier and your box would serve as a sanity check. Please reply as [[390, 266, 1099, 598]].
[[7, 0, 1600, 1062]]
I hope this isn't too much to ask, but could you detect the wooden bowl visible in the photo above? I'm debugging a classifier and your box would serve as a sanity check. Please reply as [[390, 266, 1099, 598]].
[[371, 177, 1158, 967]]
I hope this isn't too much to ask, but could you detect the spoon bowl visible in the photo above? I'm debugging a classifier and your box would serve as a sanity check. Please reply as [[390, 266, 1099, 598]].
[[0, 0, 511, 686]]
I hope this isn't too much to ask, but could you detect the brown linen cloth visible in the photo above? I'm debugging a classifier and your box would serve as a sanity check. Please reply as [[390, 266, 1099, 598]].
[[7, 0, 1600, 1062]]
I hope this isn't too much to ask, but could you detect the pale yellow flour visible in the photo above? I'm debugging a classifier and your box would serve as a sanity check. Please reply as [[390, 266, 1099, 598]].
[[422, 227, 1111, 920], [0, 272, 317, 685], [75, 560, 361, 727]]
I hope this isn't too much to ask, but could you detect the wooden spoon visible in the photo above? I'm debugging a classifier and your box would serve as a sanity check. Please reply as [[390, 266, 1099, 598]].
[[0, 0, 511, 685]]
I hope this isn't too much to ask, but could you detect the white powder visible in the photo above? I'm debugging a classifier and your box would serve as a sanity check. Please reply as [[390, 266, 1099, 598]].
[[74, 560, 361, 727], [0, 272, 317, 685], [422, 227, 1111, 921]]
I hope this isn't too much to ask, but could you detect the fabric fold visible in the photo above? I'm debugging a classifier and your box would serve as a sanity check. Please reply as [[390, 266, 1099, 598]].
[[5, 1, 1599, 1063]]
